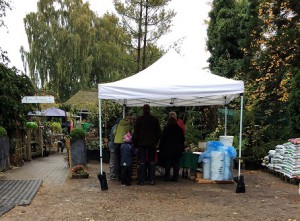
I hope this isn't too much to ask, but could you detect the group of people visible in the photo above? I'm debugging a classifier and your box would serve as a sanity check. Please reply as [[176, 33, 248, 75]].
[[109, 104, 186, 186]]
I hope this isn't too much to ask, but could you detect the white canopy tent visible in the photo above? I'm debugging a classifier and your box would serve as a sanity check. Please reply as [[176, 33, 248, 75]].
[[97, 50, 245, 178]]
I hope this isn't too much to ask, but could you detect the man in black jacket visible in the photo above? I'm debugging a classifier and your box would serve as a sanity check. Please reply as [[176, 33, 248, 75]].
[[134, 104, 161, 185]]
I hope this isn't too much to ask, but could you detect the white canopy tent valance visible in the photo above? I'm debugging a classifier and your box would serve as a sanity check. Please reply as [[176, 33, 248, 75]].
[[98, 50, 243, 106], [97, 50, 244, 178]]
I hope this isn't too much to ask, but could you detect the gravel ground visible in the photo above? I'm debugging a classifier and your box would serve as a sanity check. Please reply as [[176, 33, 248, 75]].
[[0, 152, 299, 221]]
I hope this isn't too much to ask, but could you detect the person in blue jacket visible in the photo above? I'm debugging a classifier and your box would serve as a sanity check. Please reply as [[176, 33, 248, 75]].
[[120, 132, 136, 186]]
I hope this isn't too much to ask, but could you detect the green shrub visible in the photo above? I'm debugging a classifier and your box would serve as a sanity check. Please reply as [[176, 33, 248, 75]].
[[0, 126, 7, 137], [86, 140, 100, 150], [70, 128, 86, 139], [26, 122, 38, 130], [51, 122, 62, 133]]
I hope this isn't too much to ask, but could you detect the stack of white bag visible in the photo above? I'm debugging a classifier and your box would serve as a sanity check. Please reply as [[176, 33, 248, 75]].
[[262, 149, 275, 167], [199, 141, 236, 181], [280, 142, 300, 178], [269, 144, 286, 172]]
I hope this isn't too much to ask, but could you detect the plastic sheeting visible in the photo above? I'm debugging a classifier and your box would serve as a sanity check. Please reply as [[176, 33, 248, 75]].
[[199, 141, 236, 180]]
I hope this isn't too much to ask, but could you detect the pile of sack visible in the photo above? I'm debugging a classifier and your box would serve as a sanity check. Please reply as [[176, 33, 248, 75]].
[[199, 141, 237, 181]]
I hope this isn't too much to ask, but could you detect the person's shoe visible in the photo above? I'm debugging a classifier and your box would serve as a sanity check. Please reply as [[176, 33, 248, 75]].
[[150, 180, 155, 185]]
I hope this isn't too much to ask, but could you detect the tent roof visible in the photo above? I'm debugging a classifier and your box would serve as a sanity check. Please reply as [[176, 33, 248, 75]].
[[43, 107, 66, 117], [28, 107, 66, 117], [98, 50, 244, 107]]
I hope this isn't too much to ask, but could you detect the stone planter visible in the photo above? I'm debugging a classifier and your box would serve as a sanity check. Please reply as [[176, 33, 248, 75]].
[[0, 137, 9, 171], [71, 173, 89, 179], [70, 139, 87, 166]]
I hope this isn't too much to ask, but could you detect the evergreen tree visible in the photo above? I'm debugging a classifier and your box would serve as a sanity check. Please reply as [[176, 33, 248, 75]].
[[113, 0, 175, 72], [207, 0, 244, 78]]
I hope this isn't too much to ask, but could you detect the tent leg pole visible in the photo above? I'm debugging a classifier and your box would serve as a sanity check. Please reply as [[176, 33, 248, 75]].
[[98, 98, 103, 174], [123, 105, 126, 119], [224, 106, 227, 136], [238, 95, 244, 177]]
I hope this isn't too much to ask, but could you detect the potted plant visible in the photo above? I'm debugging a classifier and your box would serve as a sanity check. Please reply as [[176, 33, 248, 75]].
[[86, 139, 100, 162], [71, 164, 89, 179], [50, 122, 62, 134], [70, 128, 85, 140], [26, 122, 38, 130], [0, 126, 7, 137]]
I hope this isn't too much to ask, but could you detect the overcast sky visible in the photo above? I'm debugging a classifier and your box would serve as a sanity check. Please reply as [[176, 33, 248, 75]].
[[0, 0, 211, 72]]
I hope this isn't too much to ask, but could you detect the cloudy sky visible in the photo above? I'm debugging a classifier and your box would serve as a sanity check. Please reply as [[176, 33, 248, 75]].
[[0, 0, 211, 72]]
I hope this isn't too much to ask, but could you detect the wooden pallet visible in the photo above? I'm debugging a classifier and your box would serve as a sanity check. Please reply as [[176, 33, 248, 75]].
[[131, 155, 138, 180], [196, 178, 234, 184], [266, 168, 300, 185], [195, 172, 234, 184]]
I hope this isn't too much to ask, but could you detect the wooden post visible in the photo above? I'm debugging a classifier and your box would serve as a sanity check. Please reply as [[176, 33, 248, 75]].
[[65, 138, 72, 177], [26, 130, 32, 161]]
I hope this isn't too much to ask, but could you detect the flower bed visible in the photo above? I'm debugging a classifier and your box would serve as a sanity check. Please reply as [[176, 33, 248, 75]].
[[71, 165, 89, 179]]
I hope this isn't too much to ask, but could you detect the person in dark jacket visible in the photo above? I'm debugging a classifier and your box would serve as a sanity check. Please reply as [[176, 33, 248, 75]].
[[159, 116, 185, 182], [134, 104, 161, 185], [120, 132, 135, 186]]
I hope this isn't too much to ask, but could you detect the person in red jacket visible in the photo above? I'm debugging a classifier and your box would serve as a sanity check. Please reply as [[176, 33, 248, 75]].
[[169, 111, 186, 135]]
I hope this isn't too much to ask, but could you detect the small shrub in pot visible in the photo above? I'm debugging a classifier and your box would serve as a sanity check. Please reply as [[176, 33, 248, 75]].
[[70, 128, 86, 140], [0, 126, 7, 137]]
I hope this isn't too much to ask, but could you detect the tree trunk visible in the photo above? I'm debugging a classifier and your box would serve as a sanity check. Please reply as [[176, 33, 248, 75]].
[[142, 0, 149, 70], [136, 0, 143, 73]]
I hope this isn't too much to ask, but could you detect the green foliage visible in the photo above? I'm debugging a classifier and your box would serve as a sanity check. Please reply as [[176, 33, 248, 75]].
[[23, 1, 136, 102], [0, 64, 36, 136], [59, 103, 72, 113], [0, 126, 7, 137], [87, 111, 99, 128], [207, 0, 244, 78], [86, 140, 99, 150], [26, 122, 38, 130], [184, 108, 202, 145], [205, 0, 300, 160], [70, 128, 86, 139], [288, 69, 300, 135], [50, 122, 62, 134], [101, 100, 123, 132]]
